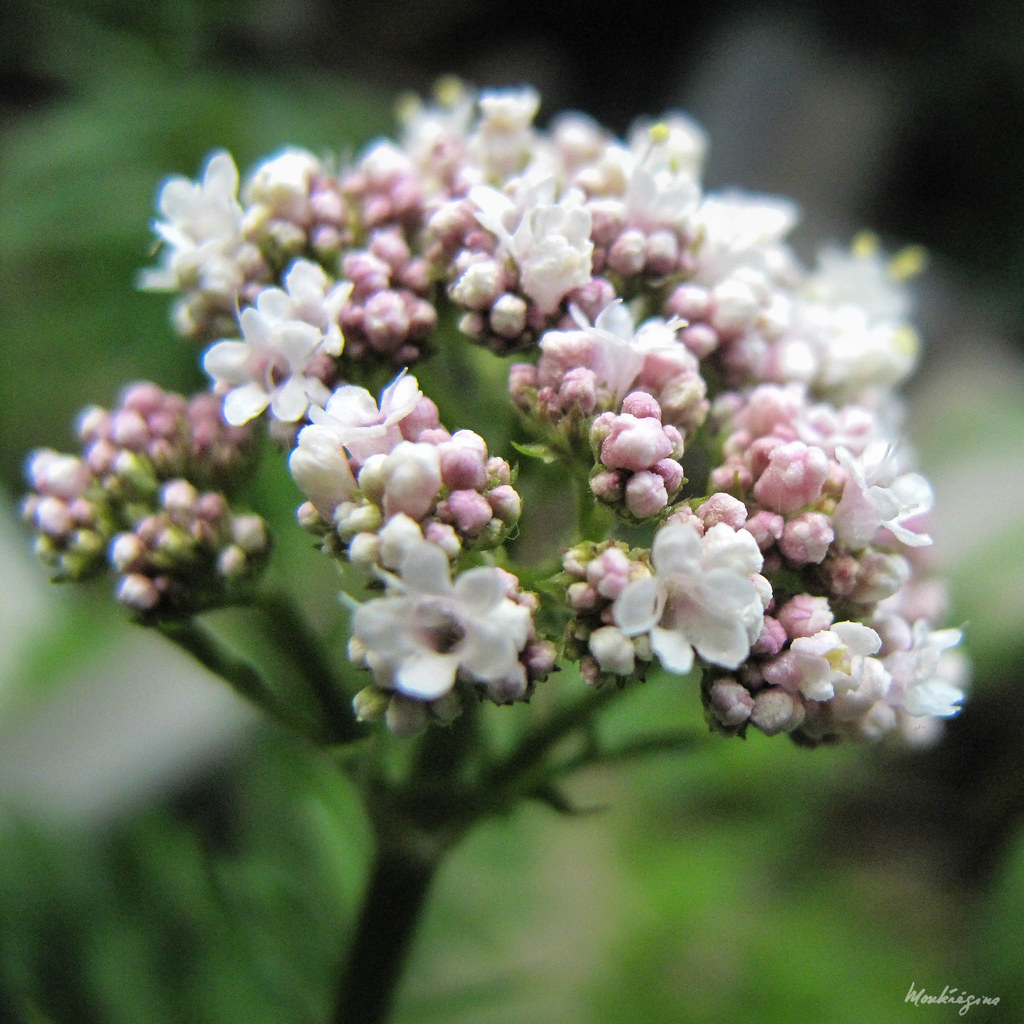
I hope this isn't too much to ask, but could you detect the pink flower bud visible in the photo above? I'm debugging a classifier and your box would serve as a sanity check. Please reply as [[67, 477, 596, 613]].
[[777, 594, 834, 639], [625, 470, 669, 518], [621, 391, 662, 419], [117, 572, 161, 611], [752, 441, 829, 513], [364, 290, 411, 350], [697, 492, 747, 530], [559, 367, 598, 416], [607, 229, 647, 277], [600, 415, 674, 471], [652, 458, 684, 493], [708, 677, 754, 728], [439, 489, 493, 535], [779, 511, 834, 565], [585, 546, 633, 599], [751, 687, 805, 736], [745, 510, 784, 550], [752, 615, 787, 656], [438, 430, 488, 490], [109, 532, 147, 572], [34, 496, 74, 537], [589, 469, 624, 502], [666, 283, 710, 321], [487, 484, 522, 523], [679, 323, 718, 358]]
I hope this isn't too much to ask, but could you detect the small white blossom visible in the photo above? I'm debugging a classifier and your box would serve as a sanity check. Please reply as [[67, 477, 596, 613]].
[[780, 621, 885, 702], [613, 522, 767, 674], [886, 621, 966, 718], [264, 259, 352, 356], [547, 300, 685, 403], [202, 298, 330, 425], [352, 541, 532, 701], [141, 151, 248, 294], [471, 180, 593, 314], [834, 442, 933, 549], [242, 147, 322, 223], [308, 371, 423, 462]]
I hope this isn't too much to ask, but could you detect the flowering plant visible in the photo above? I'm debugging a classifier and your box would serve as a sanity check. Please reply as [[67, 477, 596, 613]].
[[21, 79, 966, 1023]]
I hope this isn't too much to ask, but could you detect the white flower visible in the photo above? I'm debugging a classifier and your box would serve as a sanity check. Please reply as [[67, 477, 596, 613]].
[[141, 150, 247, 293], [547, 300, 684, 402], [613, 522, 767, 674], [467, 86, 541, 180], [352, 541, 532, 701], [264, 259, 351, 356], [886, 621, 966, 718], [834, 442, 933, 549], [783, 621, 885, 702], [618, 117, 705, 232], [471, 181, 593, 314], [242, 147, 322, 223], [627, 114, 707, 181], [308, 371, 423, 463], [202, 298, 329, 425], [693, 191, 799, 284]]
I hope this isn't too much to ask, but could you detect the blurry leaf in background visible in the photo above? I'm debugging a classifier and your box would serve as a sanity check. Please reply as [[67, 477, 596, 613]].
[[0, 0, 392, 491]]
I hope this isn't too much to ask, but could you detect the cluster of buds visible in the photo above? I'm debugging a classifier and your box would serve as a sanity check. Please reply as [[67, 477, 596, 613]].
[[23, 383, 268, 617], [28, 79, 965, 740], [289, 371, 522, 574]]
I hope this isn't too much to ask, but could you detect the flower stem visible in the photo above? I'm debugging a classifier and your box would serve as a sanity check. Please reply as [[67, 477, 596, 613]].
[[331, 837, 441, 1024], [246, 591, 362, 743], [156, 618, 327, 742]]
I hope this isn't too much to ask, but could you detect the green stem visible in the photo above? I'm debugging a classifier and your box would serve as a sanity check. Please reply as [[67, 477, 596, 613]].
[[483, 683, 621, 801], [156, 618, 327, 742], [331, 837, 441, 1024], [246, 591, 362, 744]]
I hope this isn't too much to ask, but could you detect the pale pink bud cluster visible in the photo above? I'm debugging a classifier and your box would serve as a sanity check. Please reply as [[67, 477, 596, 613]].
[[23, 384, 268, 613], [510, 299, 708, 435], [561, 541, 655, 684], [337, 228, 437, 364], [109, 480, 270, 616], [291, 374, 521, 572], [242, 147, 353, 262], [75, 382, 257, 489], [589, 393, 685, 519]]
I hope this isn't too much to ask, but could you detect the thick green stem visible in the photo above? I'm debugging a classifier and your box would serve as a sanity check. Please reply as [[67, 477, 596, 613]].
[[331, 838, 441, 1024]]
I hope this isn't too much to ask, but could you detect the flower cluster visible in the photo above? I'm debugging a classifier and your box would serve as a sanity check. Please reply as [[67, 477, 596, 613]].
[[26, 79, 965, 742], [22, 383, 268, 617]]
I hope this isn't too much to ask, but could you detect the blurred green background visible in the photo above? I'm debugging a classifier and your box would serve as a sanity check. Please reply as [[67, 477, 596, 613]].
[[2, 0, 1024, 1021]]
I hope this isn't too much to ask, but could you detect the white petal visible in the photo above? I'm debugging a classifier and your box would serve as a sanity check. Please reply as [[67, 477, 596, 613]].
[[651, 523, 701, 575], [613, 576, 662, 635], [399, 541, 453, 596], [453, 566, 508, 609], [202, 339, 251, 384], [270, 377, 310, 422], [223, 383, 269, 425], [397, 650, 458, 700], [650, 625, 695, 674]]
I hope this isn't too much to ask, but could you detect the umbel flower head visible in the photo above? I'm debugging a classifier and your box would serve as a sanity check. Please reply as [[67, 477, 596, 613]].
[[26, 78, 965, 743]]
